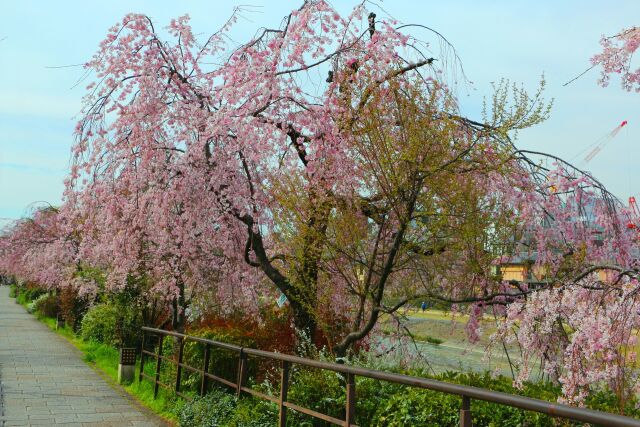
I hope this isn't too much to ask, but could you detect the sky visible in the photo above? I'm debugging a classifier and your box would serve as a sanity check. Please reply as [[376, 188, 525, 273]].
[[0, 1, 638, 225]]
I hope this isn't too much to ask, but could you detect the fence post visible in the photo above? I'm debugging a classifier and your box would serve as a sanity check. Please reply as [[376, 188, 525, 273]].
[[236, 349, 247, 398], [460, 396, 472, 427], [138, 330, 146, 383], [175, 337, 185, 393], [153, 334, 164, 399], [278, 360, 290, 427], [200, 343, 210, 396], [345, 372, 356, 427]]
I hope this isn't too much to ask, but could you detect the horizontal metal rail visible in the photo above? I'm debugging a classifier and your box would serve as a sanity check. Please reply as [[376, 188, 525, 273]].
[[140, 326, 640, 427]]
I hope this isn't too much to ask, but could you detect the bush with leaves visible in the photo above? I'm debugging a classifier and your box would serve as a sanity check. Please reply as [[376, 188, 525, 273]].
[[176, 368, 640, 426], [178, 388, 277, 427], [16, 284, 46, 306], [33, 293, 59, 318], [80, 296, 142, 347], [178, 389, 237, 426], [80, 303, 120, 345], [27, 292, 50, 314], [58, 285, 90, 331]]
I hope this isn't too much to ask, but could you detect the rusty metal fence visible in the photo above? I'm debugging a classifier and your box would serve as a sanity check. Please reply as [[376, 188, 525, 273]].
[[139, 326, 640, 427]]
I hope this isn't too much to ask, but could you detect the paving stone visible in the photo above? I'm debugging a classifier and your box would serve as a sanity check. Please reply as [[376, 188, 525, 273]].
[[0, 286, 167, 426]]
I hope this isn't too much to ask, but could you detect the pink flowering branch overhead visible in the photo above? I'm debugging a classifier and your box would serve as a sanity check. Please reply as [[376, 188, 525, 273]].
[[592, 27, 640, 92]]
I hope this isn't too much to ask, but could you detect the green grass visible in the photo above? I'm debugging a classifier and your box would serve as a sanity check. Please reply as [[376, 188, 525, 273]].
[[381, 328, 445, 345], [77, 340, 182, 421], [414, 334, 444, 345], [381, 308, 505, 348], [15, 290, 31, 306], [11, 291, 181, 424], [407, 308, 467, 321]]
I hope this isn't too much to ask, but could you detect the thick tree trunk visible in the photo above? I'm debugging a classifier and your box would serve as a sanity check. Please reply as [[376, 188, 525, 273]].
[[239, 192, 329, 354], [289, 194, 330, 349], [290, 301, 317, 350], [170, 280, 187, 359]]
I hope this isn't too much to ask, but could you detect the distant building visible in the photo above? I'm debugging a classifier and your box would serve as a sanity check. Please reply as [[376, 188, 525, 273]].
[[495, 197, 609, 289], [496, 252, 548, 289]]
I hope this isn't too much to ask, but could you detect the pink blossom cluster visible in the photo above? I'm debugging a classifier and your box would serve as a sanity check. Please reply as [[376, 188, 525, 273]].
[[592, 27, 640, 92]]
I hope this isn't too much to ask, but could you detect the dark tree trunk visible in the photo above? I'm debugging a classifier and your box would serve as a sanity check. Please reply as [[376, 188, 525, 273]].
[[171, 279, 187, 333], [170, 279, 187, 359]]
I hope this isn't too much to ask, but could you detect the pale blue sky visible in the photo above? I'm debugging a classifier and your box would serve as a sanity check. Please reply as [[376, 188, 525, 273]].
[[1, 1, 638, 224]]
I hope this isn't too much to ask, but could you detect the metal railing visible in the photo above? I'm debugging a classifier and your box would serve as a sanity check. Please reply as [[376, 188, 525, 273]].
[[139, 326, 640, 427]]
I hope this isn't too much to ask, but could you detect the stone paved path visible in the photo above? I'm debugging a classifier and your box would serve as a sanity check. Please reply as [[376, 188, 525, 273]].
[[0, 286, 167, 426]]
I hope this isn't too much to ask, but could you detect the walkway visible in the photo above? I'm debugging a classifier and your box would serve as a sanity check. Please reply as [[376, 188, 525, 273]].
[[0, 286, 167, 426]]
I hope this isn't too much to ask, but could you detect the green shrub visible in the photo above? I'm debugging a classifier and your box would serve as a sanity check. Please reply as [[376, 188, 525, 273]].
[[34, 293, 59, 318], [80, 300, 142, 347], [584, 387, 640, 418], [370, 371, 640, 426], [370, 371, 538, 426], [177, 389, 277, 427], [229, 399, 277, 426], [114, 301, 143, 348], [206, 369, 640, 426], [375, 386, 460, 426], [374, 386, 555, 427], [16, 286, 46, 306], [27, 293, 50, 314], [9, 284, 16, 298], [178, 389, 237, 427], [80, 303, 120, 345], [284, 366, 345, 424]]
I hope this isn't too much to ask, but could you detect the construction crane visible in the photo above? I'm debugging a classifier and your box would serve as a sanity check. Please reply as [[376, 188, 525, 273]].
[[572, 121, 638, 231], [628, 197, 640, 230], [576, 120, 628, 166]]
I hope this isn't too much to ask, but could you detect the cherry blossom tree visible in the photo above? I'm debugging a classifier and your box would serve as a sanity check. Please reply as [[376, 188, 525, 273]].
[[489, 162, 640, 406], [66, 1, 640, 394], [66, 1, 556, 348], [68, 2, 439, 339], [0, 206, 75, 290], [592, 26, 640, 92], [499, 24, 640, 406]]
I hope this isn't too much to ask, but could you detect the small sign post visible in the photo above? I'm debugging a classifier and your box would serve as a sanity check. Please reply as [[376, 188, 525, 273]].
[[118, 347, 137, 384]]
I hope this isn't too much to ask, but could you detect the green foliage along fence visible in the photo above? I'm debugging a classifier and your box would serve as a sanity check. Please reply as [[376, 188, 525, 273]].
[[139, 327, 640, 427]]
